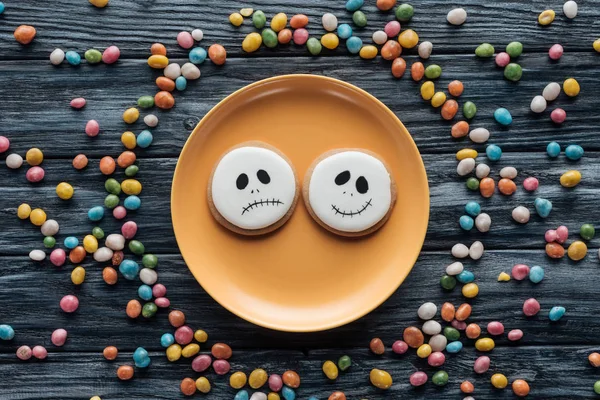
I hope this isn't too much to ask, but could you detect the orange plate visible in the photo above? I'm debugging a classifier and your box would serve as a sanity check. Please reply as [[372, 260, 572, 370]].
[[172, 74, 429, 332]]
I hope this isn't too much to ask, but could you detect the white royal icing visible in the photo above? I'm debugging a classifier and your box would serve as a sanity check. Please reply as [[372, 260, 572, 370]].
[[308, 151, 392, 233], [211, 146, 296, 230]]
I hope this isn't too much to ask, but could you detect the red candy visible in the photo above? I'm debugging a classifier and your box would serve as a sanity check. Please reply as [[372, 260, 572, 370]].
[[545, 229, 557, 243], [409, 371, 428, 386], [175, 326, 193, 345], [548, 44, 563, 60], [32, 345, 48, 359], [121, 221, 137, 239], [495, 52, 510, 67], [213, 359, 231, 375], [556, 225, 569, 243], [113, 206, 127, 220], [487, 321, 505, 335], [155, 297, 170, 308], [551, 108, 566, 124], [51, 328, 67, 346], [523, 298, 541, 316], [85, 120, 100, 137], [192, 354, 212, 372], [511, 264, 530, 280], [523, 177, 539, 191], [70, 98, 86, 109], [60, 295, 79, 313], [384, 21, 401, 37], [152, 284, 167, 297], [26, 166, 45, 183], [427, 352, 445, 367], [102, 46, 120, 64], [293, 28, 309, 45], [473, 356, 491, 374], [392, 340, 408, 354], [0, 136, 10, 153], [451, 319, 467, 330], [50, 248, 66, 267], [508, 329, 524, 341]]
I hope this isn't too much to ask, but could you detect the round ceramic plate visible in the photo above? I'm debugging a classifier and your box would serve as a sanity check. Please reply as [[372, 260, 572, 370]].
[[172, 75, 429, 332]]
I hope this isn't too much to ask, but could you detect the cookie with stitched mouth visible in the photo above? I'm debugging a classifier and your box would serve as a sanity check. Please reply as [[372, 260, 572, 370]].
[[303, 149, 396, 237], [208, 141, 300, 236]]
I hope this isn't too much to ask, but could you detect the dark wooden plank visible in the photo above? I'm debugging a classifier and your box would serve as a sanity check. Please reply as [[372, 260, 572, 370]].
[[1, 0, 598, 60]]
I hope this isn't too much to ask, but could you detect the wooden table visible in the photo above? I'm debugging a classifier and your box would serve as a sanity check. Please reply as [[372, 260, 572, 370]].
[[1, 1, 599, 398]]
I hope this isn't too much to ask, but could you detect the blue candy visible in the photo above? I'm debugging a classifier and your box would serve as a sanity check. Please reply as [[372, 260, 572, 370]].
[[138, 284, 153, 301], [346, 36, 362, 54], [445, 341, 463, 353], [88, 206, 104, 221], [188, 47, 207, 64], [64, 236, 79, 249], [161, 333, 175, 348], [308, 397, 320, 400], [494, 107, 512, 126], [337, 23, 353, 39], [529, 265, 545, 283], [486, 144, 502, 161], [282, 386, 296, 400], [119, 259, 140, 280], [459, 215, 474, 230], [136, 130, 153, 148], [133, 347, 151, 368], [464, 201, 481, 217], [534, 197, 552, 218], [546, 141, 561, 158], [234, 390, 249, 400], [175, 76, 187, 91], [65, 51, 81, 66], [0, 324, 15, 340], [0, 2, 5, 14], [124, 195, 141, 211], [565, 144, 584, 161], [457, 270, 475, 283], [549, 306, 566, 321], [345, 0, 364, 11]]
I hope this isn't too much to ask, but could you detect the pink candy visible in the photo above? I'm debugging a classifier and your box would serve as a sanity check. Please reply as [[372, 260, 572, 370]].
[[213, 359, 231, 375], [113, 206, 127, 220], [60, 295, 79, 313], [177, 31, 194, 49], [70, 97, 86, 109], [523, 177, 539, 191], [121, 221, 137, 239], [0, 135, 10, 153], [85, 120, 100, 137], [556, 225, 569, 243], [427, 351, 445, 367], [384, 21, 401, 37], [175, 325, 193, 345], [548, 44, 563, 60], [551, 108, 567, 124], [32, 345, 48, 359], [392, 340, 408, 354], [155, 297, 170, 308], [473, 355, 490, 374], [51, 328, 68, 346], [102, 45, 120, 64], [511, 264, 530, 280], [50, 248, 66, 267], [545, 229, 558, 243], [409, 371, 428, 386], [26, 166, 45, 183], [293, 28, 309, 45], [508, 329, 524, 341], [487, 321, 505, 335], [523, 298, 541, 317], [191, 354, 212, 372], [269, 374, 283, 392], [152, 283, 167, 298], [16, 345, 32, 360], [451, 319, 467, 330], [495, 51, 510, 67]]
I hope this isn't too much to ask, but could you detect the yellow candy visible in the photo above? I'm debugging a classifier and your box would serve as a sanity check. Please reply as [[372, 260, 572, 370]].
[[195, 376, 211, 393], [567, 240, 587, 261], [321, 33, 339, 50], [498, 272, 511, 282], [17, 203, 32, 219], [229, 371, 247, 389], [456, 148, 478, 160], [563, 78, 580, 97], [462, 282, 479, 298], [398, 29, 419, 49], [359, 45, 378, 59], [29, 208, 47, 226], [242, 32, 262, 53], [271, 12, 288, 32], [416, 344, 432, 358], [121, 179, 142, 195], [166, 344, 182, 362], [121, 131, 137, 150], [240, 8, 254, 17], [181, 343, 200, 358], [560, 170, 581, 187], [194, 329, 208, 343], [90, 397, 102, 400], [420, 81, 434, 100], [83, 234, 98, 253], [430, 92, 446, 108], [147, 55, 169, 69], [249, 368, 268, 389], [322, 360, 339, 380], [475, 337, 495, 351], [538, 9, 555, 25], [56, 182, 74, 200], [369, 368, 393, 390], [267, 394, 281, 400], [26, 148, 44, 166], [71, 266, 86, 285], [229, 12, 244, 26], [123, 108, 140, 124], [491, 373, 508, 389], [89, 0, 109, 7], [594, 39, 600, 53]]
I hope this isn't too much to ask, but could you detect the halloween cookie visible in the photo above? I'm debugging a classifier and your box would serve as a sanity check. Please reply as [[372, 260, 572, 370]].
[[303, 149, 396, 237], [208, 141, 300, 235]]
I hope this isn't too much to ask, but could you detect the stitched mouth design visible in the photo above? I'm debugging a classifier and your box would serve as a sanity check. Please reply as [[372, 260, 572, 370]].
[[241, 198, 284, 215], [331, 198, 373, 217]]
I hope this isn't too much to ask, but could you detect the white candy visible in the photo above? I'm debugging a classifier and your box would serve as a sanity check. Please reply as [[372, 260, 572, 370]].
[[372, 30, 388, 45], [6, 153, 23, 169], [191, 29, 204, 41], [164, 63, 181, 80], [451, 243, 469, 258], [475, 163, 490, 179], [457, 158, 475, 176], [500, 166, 518, 179], [322, 13, 338, 31], [446, 261, 464, 275], [50, 48, 65, 65], [563, 0, 578, 19], [428, 334, 447, 352], [543, 82, 561, 101], [417, 302, 437, 320], [447, 8, 467, 25], [530, 95, 547, 113], [93, 247, 113, 262], [469, 241, 484, 260], [422, 320, 442, 335], [469, 128, 490, 143], [418, 41, 433, 59], [512, 206, 530, 223], [105, 234, 125, 251], [40, 219, 59, 236], [250, 393, 267, 400], [29, 250, 46, 261], [464, 397, 475, 400], [475, 213, 491, 232], [181, 62, 201, 80], [144, 114, 159, 128], [140, 268, 158, 285]]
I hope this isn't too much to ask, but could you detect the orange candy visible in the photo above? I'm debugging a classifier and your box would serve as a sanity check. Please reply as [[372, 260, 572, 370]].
[[455, 303, 472, 321], [328, 392, 346, 400], [117, 365, 134, 381], [466, 323, 481, 339], [169, 310, 186, 328], [479, 177, 495, 198], [103, 267, 118, 285], [411, 62, 425, 81], [589, 352, 600, 367], [156, 77, 176, 92], [117, 151, 136, 168], [512, 379, 530, 397], [546, 242, 565, 258], [282, 370, 301, 388], [180, 377, 196, 396], [14, 25, 37, 45], [278, 29, 293, 44], [448, 80, 464, 97], [99, 156, 116, 175], [208, 44, 227, 65], [441, 99, 458, 120], [441, 302, 455, 322], [69, 246, 86, 264], [72, 154, 88, 170], [151, 43, 167, 56], [451, 121, 469, 138], [155, 91, 175, 110], [377, 0, 397, 11], [103, 346, 118, 360], [381, 40, 402, 60], [461, 380, 474, 393], [391, 57, 406, 78], [498, 178, 517, 195], [403, 326, 424, 348], [290, 14, 309, 29], [126, 299, 142, 318]]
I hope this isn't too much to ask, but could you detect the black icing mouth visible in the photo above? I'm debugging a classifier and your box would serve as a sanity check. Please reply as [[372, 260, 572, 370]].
[[331, 199, 373, 217], [241, 198, 284, 215]]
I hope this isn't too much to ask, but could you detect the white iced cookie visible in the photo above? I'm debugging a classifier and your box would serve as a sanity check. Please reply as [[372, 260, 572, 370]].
[[208, 141, 299, 235], [303, 149, 396, 237]]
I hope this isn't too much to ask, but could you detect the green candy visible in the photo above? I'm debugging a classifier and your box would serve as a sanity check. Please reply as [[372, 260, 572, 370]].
[[440, 275, 456, 290], [443, 326, 460, 341], [252, 10, 266, 29], [104, 178, 121, 195], [104, 194, 120, 209], [504, 63, 522, 81], [424, 64, 441, 79], [337, 355, 352, 371], [466, 177, 480, 191], [595, 381, 600, 395], [137, 95, 154, 109], [506, 41, 523, 58], [142, 254, 158, 269], [432, 370, 448, 386], [261, 28, 278, 48], [463, 101, 477, 119], [142, 302, 158, 318], [352, 11, 367, 27], [580, 224, 595, 240], [43, 236, 56, 248], [307, 38, 322, 56], [395, 3, 414, 21], [129, 240, 145, 255], [84, 49, 102, 64], [475, 43, 494, 57], [92, 226, 105, 239], [125, 165, 139, 177]]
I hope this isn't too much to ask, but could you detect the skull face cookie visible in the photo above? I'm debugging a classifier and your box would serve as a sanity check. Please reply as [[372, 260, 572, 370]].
[[208, 141, 300, 235], [303, 149, 396, 237]]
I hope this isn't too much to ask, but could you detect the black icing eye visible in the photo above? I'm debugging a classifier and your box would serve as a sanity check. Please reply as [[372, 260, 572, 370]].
[[257, 169, 271, 184], [335, 170, 351, 185], [356, 176, 369, 194], [236, 173, 249, 190]]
